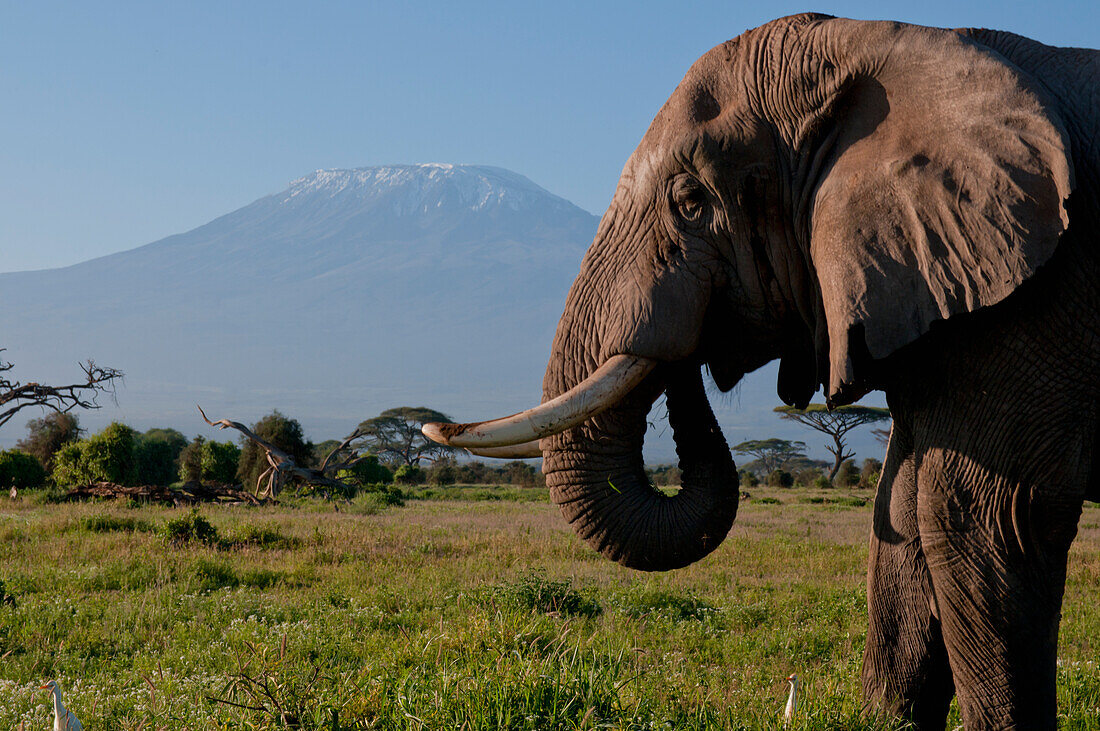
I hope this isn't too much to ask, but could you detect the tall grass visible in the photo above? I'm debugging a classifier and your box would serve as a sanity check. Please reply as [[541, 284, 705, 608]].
[[0, 489, 1096, 728]]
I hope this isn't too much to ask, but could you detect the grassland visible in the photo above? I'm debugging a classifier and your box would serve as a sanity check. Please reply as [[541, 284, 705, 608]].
[[0, 487, 1097, 729]]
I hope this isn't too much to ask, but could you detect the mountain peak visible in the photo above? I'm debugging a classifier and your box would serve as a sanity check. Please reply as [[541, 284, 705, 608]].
[[282, 164, 583, 217]]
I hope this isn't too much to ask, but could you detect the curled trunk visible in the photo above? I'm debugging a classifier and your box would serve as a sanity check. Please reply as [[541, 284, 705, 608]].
[[542, 361, 738, 571]]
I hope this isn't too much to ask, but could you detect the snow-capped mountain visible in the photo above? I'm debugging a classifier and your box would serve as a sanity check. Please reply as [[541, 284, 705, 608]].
[[0, 163, 885, 462], [0, 165, 597, 443]]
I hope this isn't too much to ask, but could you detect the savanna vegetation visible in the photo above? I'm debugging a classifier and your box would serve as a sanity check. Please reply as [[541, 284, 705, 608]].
[[5, 396, 1095, 728], [0, 488, 1097, 729]]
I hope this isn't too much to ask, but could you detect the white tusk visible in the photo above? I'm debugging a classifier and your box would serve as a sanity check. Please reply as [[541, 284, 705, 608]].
[[465, 441, 543, 459], [422, 354, 656, 448]]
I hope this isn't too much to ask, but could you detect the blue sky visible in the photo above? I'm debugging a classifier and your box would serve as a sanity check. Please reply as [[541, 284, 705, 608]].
[[2, 0, 1096, 273]]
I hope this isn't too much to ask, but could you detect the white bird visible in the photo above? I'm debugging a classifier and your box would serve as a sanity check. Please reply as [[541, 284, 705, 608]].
[[40, 680, 83, 731], [784, 672, 798, 727]]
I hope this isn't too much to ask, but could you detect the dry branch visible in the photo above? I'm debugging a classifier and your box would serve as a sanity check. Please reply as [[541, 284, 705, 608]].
[[63, 481, 259, 506], [198, 406, 363, 500], [0, 351, 122, 429]]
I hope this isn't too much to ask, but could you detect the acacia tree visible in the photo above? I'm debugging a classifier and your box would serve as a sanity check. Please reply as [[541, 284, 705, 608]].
[[775, 404, 891, 481], [0, 350, 121, 430], [730, 438, 807, 475], [351, 407, 456, 467]]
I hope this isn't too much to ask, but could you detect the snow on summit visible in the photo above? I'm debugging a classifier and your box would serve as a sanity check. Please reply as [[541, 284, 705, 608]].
[[282, 164, 582, 217]]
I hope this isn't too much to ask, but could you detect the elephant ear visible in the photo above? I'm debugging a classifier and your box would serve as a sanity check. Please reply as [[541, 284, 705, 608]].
[[808, 20, 1074, 403]]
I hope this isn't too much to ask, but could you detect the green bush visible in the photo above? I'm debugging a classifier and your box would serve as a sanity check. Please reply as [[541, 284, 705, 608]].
[[0, 450, 47, 489], [162, 510, 219, 545], [393, 464, 424, 485], [490, 571, 601, 618], [836, 459, 860, 488], [814, 475, 833, 489], [795, 467, 824, 487], [766, 469, 794, 488], [179, 438, 240, 484], [237, 411, 313, 490], [50, 422, 137, 486], [16, 411, 82, 471], [427, 459, 457, 486], [502, 460, 543, 487], [739, 470, 759, 488], [334, 454, 393, 496], [201, 440, 240, 483], [860, 458, 883, 489], [133, 428, 187, 486]]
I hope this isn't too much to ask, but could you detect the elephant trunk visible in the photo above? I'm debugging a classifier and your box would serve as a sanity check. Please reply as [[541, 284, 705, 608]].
[[542, 361, 739, 571]]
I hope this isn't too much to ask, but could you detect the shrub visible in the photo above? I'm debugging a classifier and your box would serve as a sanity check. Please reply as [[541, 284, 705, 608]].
[[133, 428, 187, 486], [162, 510, 219, 545], [766, 469, 794, 488], [835, 459, 860, 488], [491, 571, 601, 618], [502, 460, 544, 487], [647, 464, 682, 487], [50, 422, 137, 486], [178, 437, 204, 483], [343, 454, 392, 485], [16, 412, 81, 471], [739, 470, 759, 488], [237, 411, 313, 490], [814, 475, 833, 489], [427, 459, 457, 486], [393, 464, 424, 485], [0, 450, 47, 489], [179, 438, 241, 484], [795, 467, 824, 487], [201, 440, 240, 483], [361, 482, 405, 506], [860, 458, 883, 489]]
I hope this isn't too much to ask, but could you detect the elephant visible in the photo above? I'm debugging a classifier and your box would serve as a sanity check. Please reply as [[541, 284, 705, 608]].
[[424, 14, 1100, 730]]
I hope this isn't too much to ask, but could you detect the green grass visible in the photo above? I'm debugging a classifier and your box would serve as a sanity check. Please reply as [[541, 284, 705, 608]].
[[0, 487, 1097, 728]]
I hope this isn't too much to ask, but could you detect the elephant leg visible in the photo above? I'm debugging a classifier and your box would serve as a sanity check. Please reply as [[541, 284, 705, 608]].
[[916, 449, 1084, 729], [862, 417, 954, 730]]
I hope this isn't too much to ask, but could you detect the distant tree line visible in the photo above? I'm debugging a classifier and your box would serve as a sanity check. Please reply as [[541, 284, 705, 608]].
[[0, 406, 546, 495], [0, 400, 889, 495]]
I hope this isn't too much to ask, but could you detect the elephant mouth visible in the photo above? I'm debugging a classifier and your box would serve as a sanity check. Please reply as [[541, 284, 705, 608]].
[[422, 355, 739, 571]]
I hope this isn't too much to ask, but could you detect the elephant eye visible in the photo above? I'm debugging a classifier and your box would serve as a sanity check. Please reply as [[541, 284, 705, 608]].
[[671, 176, 708, 224]]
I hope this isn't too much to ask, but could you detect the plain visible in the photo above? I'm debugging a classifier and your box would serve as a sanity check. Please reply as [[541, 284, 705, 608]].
[[0, 487, 1097, 729]]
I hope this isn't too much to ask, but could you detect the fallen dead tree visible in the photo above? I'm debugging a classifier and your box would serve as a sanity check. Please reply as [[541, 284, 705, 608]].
[[64, 480, 260, 506], [198, 406, 366, 501]]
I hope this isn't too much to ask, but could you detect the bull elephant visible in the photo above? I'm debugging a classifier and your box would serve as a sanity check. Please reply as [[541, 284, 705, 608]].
[[424, 14, 1099, 730]]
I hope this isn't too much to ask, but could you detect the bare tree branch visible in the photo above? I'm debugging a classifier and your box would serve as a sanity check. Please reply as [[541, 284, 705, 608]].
[[0, 350, 122, 430]]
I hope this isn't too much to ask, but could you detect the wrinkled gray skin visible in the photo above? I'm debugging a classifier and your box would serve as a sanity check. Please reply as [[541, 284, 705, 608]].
[[540, 14, 1099, 730]]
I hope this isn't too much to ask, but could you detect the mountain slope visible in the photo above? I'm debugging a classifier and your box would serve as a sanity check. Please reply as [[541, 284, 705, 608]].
[[0, 163, 884, 462], [0, 165, 597, 441]]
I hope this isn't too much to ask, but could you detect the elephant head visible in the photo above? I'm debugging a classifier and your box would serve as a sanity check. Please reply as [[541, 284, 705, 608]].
[[424, 14, 1073, 571]]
